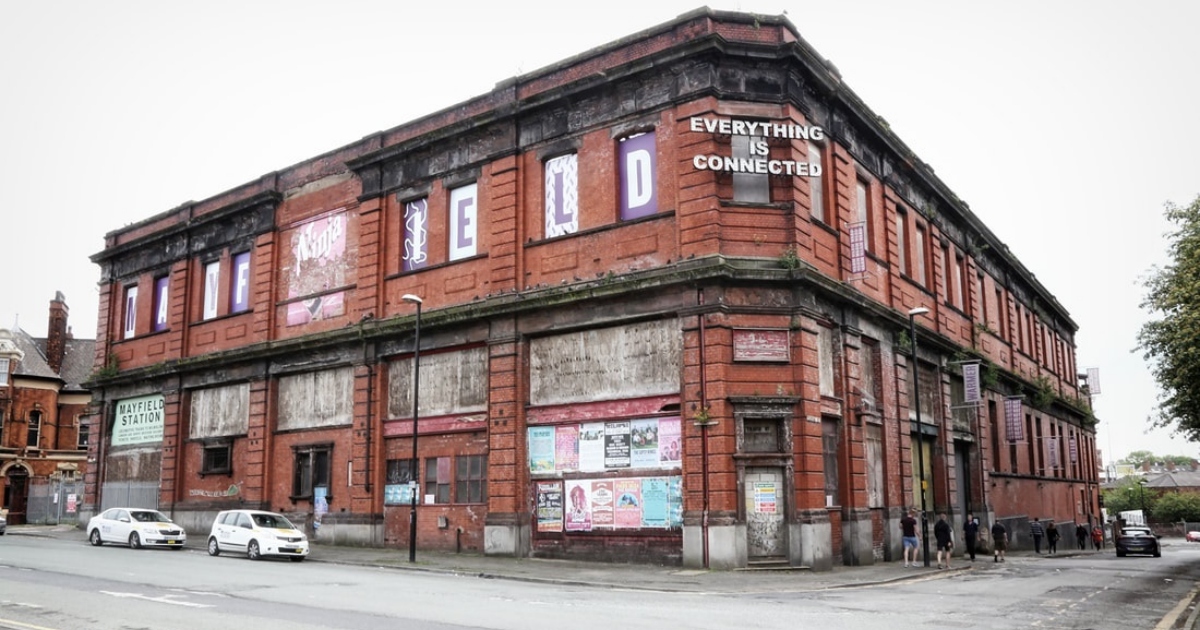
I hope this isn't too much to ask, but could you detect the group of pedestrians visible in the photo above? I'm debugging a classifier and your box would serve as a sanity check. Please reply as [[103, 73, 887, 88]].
[[900, 510, 1104, 566]]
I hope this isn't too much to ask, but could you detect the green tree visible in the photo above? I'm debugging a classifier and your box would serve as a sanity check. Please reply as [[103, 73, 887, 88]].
[[1120, 450, 1157, 468], [1151, 492, 1200, 522], [1138, 194, 1200, 442], [1103, 477, 1157, 516]]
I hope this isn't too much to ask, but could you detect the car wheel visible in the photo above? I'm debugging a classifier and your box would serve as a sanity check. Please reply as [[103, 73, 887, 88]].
[[1116, 549, 1126, 557], [247, 540, 262, 561], [89, 529, 104, 546], [129, 532, 142, 549], [1154, 549, 1162, 557], [207, 537, 221, 556], [289, 556, 305, 563]]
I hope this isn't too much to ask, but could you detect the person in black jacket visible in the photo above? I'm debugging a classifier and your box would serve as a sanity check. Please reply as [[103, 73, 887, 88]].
[[992, 521, 1008, 562], [935, 512, 953, 569], [1075, 522, 1089, 550], [964, 513, 980, 561]]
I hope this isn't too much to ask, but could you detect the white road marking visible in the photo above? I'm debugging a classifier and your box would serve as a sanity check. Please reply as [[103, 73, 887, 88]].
[[99, 591, 214, 608]]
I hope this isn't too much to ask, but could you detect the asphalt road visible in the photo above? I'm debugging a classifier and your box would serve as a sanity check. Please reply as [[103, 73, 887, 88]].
[[2, 531, 1200, 629]]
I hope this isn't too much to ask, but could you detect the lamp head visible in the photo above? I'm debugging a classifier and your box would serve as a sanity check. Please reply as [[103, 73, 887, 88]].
[[402, 294, 424, 305], [908, 307, 930, 317]]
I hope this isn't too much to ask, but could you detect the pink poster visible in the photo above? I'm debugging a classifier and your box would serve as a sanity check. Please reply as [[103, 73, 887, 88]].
[[565, 480, 592, 532], [658, 416, 682, 466], [614, 479, 642, 528], [590, 480, 614, 528], [555, 425, 579, 472]]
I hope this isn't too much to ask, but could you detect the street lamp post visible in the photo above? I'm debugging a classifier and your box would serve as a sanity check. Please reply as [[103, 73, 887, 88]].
[[1138, 478, 1148, 524], [402, 294, 423, 563], [908, 306, 931, 568]]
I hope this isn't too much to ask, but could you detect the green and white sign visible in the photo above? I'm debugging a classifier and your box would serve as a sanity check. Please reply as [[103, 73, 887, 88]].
[[112, 394, 165, 446]]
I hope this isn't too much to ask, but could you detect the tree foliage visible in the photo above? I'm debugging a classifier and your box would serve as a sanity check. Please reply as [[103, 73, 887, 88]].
[[1119, 450, 1197, 468], [1103, 477, 1157, 516], [1138, 194, 1200, 442], [1121, 450, 1157, 468], [1151, 492, 1200, 523]]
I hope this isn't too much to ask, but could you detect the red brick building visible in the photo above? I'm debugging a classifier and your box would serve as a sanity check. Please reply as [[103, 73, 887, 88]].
[[84, 8, 1099, 569], [1, 293, 94, 524]]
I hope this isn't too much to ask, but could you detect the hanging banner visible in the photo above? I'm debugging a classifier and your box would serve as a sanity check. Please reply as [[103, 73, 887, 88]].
[[1069, 435, 1079, 463], [1087, 367, 1101, 395], [963, 362, 981, 403], [1004, 396, 1024, 443], [1047, 436, 1060, 469]]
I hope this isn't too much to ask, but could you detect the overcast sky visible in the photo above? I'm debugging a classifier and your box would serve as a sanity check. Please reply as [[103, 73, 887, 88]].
[[2, 1, 1196, 464]]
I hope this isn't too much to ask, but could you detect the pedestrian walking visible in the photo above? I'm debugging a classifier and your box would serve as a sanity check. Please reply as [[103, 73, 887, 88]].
[[934, 513, 953, 569], [1092, 524, 1104, 550], [901, 508, 920, 567], [1030, 517, 1045, 554], [964, 513, 980, 562], [1046, 520, 1059, 555], [1075, 522, 1088, 550], [992, 520, 1008, 562]]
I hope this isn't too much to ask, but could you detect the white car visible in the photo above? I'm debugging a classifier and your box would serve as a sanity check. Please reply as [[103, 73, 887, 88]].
[[207, 509, 309, 562], [0, 512, 6, 535], [87, 508, 186, 549]]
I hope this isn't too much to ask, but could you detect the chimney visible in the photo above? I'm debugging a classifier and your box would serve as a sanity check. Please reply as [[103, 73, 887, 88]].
[[46, 291, 69, 374]]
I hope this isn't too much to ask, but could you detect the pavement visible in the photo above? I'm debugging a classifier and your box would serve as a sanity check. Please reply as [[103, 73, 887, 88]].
[[4, 523, 1130, 594]]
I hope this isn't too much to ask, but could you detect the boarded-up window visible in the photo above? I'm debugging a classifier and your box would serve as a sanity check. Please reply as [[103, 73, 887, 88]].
[[529, 319, 681, 407], [865, 424, 883, 508], [818, 325, 836, 398], [190, 383, 250, 439], [822, 418, 840, 507], [278, 367, 354, 431], [918, 363, 940, 423], [861, 340, 879, 410], [743, 418, 781, 453], [389, 346, 487, 419]]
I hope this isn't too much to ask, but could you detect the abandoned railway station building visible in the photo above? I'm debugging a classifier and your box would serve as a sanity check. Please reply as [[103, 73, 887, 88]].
[[83, 8, 1100, 569]]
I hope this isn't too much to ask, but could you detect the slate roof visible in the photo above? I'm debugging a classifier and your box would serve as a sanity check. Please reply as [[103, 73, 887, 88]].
[[8, 326, 96, 391]]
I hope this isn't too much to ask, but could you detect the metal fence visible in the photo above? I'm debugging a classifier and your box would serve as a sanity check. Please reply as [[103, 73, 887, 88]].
[[25, 477, 84, 525], [98, 481, 161, 512]]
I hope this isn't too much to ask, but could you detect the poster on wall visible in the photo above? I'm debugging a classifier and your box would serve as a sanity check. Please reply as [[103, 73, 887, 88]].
[[640, 477, 669, 527], [591, 480, 615, 528], [614, 479, 642, 528], [287, 210, 349, 326], [658, 417, 682, 466], [669, 476, 684, 527], [555, 425, 580, 472], [111, 394, 165, 446], [579, 423, 605, 472], [630, 418, 660, 468], [604, 421, 631, 469], [528, 427, 556, 472], [536, 481, 564, 532], [565, 480, 592, 532]]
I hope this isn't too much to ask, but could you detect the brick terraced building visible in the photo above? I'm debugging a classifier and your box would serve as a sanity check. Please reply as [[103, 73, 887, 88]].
[[83, 8, 1100, 569]]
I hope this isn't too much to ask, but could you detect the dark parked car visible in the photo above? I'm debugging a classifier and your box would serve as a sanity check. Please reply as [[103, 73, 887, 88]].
[[1115, 526, 1160, 557]]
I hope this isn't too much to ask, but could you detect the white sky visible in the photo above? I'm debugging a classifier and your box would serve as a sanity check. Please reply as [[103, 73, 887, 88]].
[[2, 1, 1196, 464]]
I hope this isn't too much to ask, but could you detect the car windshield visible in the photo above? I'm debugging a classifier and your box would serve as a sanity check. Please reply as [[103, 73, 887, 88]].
[[131, 511, 171, 523], [252, 513, 296, 529]]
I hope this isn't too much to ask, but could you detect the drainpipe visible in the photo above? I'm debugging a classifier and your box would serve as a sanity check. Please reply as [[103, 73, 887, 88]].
[[698, 288, 710, 569]]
